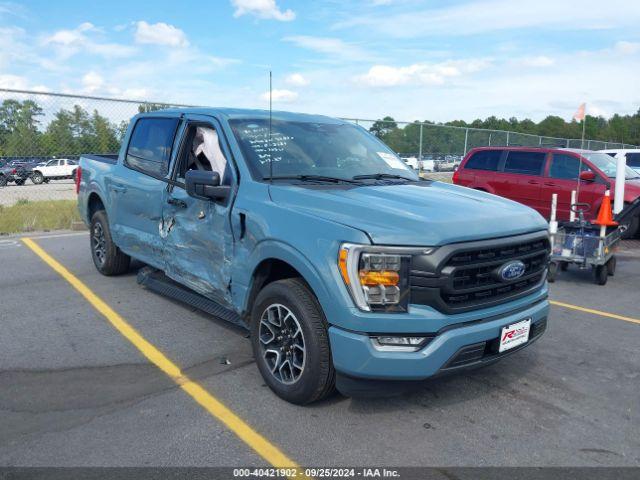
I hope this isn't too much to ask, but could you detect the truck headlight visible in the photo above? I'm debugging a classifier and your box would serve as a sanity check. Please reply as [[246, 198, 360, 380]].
[[338, 243, 429, 312]]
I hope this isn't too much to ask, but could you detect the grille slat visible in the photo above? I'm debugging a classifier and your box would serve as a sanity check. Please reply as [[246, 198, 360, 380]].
[[409, 233, 550, 313]]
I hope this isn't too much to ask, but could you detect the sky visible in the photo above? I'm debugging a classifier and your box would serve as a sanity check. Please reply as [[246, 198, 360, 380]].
[[1, 0, 639, 123]]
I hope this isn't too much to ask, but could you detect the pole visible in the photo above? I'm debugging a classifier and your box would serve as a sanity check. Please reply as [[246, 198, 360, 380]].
[[506, 131, 509, 146], [570, 190, 577, 222], [549, 193, 558, 251], [463, 128, 469, 155], [580, 117, 586, 150], [614, 154, 626, 214], [418, 124, 423, 174]]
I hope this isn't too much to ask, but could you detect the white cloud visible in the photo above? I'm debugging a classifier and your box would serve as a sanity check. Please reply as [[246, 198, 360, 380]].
[[81, 71, 104, 93], [0, 74, 48, 92], [519, 55, 555, 67], [614, 40, 640, 55], [335, 0, 640, 38], [285, 73, 309, 86], [44, 22, 136, 58], [355, 59, 490, 87], [283, 35, 369, 61], [232, 0, 295, 21], [134, 21, 189, 48], [260, 88, 298, 103]]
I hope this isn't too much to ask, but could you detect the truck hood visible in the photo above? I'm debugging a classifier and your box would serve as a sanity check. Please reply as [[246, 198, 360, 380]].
[[269, 181, 548, 246]]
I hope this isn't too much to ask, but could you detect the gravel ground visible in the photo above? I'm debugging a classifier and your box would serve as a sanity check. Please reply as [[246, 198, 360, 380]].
[[0, 180, 76, 206]]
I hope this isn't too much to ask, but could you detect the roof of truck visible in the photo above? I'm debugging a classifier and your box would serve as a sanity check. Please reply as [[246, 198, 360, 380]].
[[141, 107, 347, 124]]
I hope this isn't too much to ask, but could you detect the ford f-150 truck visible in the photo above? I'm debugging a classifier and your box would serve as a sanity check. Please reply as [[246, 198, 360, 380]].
[[78, 108, 550, 404]]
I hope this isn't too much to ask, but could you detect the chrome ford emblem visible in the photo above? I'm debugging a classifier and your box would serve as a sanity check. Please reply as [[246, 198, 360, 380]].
[[499, 260, 526, 281]]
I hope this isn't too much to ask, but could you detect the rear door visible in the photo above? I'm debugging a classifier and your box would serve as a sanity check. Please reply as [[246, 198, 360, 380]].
[[541, 153, 605, 221], [109, 115, 181, 267], [501, 150, 547, 212], [161, 115, 236, 305]]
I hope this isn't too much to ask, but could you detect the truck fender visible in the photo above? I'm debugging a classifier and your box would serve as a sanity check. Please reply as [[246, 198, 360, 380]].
[[236, 240, 333, 320]]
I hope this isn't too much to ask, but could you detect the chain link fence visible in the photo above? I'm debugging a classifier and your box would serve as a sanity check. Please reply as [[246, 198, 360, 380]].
[[0, 88, 636, 234]]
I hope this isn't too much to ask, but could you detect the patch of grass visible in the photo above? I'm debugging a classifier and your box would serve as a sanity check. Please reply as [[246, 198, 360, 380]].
[[0, 200, 82, 235]]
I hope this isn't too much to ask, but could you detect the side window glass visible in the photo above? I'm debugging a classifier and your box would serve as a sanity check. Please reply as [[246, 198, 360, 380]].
[[503, 151, 546, 175], [549, 154, 592, 180], [126, 117, 179, 177], [626, 153, 640, 168], [465, 150, 501, 171], [177, 125, 230, 185]]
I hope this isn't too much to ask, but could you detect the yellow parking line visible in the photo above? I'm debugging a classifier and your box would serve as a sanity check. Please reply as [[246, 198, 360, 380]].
[[550, 300, 640, 326], [21, 237, 304, 474]]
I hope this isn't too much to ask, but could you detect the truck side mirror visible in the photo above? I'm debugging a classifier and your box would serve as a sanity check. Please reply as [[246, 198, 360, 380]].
[[579, 171, 596, 182], [185, 170, 229, 202]]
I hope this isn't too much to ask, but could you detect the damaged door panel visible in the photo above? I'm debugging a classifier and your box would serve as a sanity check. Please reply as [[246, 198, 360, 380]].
[[160, 115, 235, 307]]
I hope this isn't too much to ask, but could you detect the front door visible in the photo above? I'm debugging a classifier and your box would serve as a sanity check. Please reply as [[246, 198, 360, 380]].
[[161, 116, 236, 306], [540, 153, 606, 221]]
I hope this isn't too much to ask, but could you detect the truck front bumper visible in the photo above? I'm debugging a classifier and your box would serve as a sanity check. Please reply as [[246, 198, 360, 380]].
[[328, 297, 549, 382]]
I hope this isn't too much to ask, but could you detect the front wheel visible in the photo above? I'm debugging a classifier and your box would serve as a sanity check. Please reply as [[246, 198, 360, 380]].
[[90, 210, 131, 276], [250, 278, 335, 405], [594, 265, 608, 285], [31, 171, 44, 184]]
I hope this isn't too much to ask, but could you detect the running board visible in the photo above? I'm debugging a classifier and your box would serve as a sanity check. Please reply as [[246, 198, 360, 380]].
[[137, 266, 247, 330]]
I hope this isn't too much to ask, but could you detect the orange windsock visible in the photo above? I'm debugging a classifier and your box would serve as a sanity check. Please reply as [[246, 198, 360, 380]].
[[593, 191, 618, 226]]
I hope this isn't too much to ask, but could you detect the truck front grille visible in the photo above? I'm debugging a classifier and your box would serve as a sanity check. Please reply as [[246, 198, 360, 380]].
[[409, 232, 550, 314]]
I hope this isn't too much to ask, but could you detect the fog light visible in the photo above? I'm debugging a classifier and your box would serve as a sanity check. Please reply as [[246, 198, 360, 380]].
[[371, 336, 430, 352]]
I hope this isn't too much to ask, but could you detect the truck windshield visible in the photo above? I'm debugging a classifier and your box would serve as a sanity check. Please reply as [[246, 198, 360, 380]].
[[583, 152, 640, 180], [229, 119, 419, 182]]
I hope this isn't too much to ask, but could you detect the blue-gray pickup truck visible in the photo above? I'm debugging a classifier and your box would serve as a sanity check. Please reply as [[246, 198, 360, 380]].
[[78, 108, 550, 404]]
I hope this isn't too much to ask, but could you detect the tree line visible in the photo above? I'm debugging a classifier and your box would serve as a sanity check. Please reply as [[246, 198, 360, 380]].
[[2, 97, 639, 159], [0, 99, 167, 159], [369, 110, 640, 155]]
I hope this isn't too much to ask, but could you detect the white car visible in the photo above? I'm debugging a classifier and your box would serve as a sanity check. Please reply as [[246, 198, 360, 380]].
[[600, 149, 640, 173], [31, 159, 78, 184]]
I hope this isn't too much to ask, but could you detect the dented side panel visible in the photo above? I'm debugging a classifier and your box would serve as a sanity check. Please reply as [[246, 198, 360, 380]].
[[161, 186, 234, 306]]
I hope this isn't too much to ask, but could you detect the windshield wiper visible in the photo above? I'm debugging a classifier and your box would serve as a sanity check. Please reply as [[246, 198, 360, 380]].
[[352, 173, 414, 182], [263, 174, 362, 184]]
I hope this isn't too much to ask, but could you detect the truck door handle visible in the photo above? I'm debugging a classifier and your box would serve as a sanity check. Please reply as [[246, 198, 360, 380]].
[[527, 180, 539, 184], [112, 184, 127, 193], [167, 197, 187, 208], [544, 182, 556, 186]]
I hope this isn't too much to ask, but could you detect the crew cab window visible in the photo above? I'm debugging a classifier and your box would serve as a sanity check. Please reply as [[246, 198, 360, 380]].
[[503, 151, 546, 175], [126, 117, 179, 177], [549, 154, 593, 180], [465, 150, 501, 171]]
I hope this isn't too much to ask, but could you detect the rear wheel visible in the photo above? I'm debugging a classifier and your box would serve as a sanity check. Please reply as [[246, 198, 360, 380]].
[[90, 210, 131, 276], [250, 278, 335, 404], [31, 171, 44, 184]]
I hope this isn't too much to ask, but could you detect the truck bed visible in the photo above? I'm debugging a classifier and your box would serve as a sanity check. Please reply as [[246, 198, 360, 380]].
[[81, 154, 118, 164]]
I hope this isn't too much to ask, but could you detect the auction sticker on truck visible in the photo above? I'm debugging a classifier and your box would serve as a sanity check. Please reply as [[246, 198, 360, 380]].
[[499, 318, 531, 353]]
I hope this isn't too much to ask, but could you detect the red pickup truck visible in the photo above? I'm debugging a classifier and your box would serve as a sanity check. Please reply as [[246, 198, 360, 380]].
[[453, 147, 640, 237]]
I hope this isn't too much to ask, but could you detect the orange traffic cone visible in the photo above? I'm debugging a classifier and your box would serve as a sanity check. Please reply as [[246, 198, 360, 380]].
[[593, 191, 618, 226]]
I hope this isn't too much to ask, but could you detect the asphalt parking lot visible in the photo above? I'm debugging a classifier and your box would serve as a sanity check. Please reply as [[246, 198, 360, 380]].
[[0, 180, 76, 206], [0, 232, 638, 468]]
